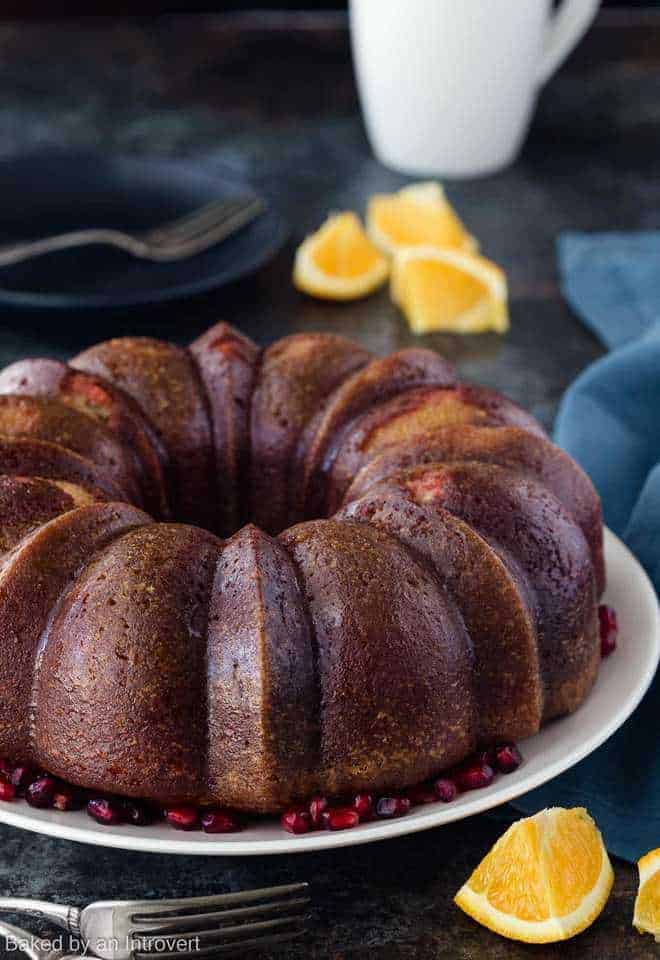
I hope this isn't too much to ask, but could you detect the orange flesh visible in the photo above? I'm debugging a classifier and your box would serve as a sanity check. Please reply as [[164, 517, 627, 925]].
[[311, 220, 384, 279], [402, 260, 487, 326], [636, 862, 660, 934], [470, 818, 551, 922], [545, 808, 603, 916], [372, 196, 470, 249], [465, 809, 606, 924]]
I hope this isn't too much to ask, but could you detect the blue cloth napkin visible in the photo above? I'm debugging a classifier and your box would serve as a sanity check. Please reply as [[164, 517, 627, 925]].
[[511, 231, 660, 862]]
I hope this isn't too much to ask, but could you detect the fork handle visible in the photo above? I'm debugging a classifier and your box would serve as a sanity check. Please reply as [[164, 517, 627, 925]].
[[0, 229, 147, 266], [0, 900, 81, 935]]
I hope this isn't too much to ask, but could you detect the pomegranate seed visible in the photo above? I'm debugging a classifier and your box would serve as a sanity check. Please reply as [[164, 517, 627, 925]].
[[352, 793, 374, 819], [201, 809, 244, 833], [433, 778, 458, 803], [308, 795, 328, 828], [0, 759, 12, 780], [164, 805, 200, 831], [25, 775, 57, 809], [493, 743, 522, 774], [322, 806, 360, 831], [87, 797, 126, 826], [10, 766, 39, 796], [406, 783, 437, 806], [599, 604, 618, 656], [0, 780, 16, 802], [375, 796, 411, 819], [452, 761, 494, 791], [52, 784, 86, 812], [281, 807, 312, 835], [122, 800, 157, 826]]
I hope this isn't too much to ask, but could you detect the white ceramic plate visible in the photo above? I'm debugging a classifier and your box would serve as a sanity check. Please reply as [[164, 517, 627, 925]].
[[0, 528, 657, 855]]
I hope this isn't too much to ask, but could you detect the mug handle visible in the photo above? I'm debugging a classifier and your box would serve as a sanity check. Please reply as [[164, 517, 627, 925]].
[[537, 0, 601, 86]]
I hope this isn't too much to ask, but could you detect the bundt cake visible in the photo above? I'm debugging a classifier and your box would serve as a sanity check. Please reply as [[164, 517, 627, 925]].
[[0, 322, 604, 813]]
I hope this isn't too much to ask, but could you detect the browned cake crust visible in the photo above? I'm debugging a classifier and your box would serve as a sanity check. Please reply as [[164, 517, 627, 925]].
[[33, 522, 221, 799], [0, 358, 169, 518], [72, 337, 214, 529], [338, 491, 543, 743], [324, 384, 547, 516], [0, 436, 128, 502], [0, 321, 606, 811], [343, 425, 605, 594], [0, 396, 143, 505], [0, 475, 99, 553], [280, 519, 476, 800], [190, 323, 260, 535], [295, 347, 456, 520], [250, 333, 371, 533]]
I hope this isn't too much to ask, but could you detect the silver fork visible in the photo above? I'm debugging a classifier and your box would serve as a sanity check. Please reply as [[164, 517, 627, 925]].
[[0, 884, 308, 959], [0, 195, 266, 266]]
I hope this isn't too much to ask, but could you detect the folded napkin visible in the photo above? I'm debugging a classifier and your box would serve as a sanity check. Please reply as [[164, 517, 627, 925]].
[[511, 231, 660, 862]]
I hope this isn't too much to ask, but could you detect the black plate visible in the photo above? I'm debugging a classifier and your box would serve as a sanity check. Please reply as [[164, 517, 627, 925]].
[[0, 152, 288, 309]]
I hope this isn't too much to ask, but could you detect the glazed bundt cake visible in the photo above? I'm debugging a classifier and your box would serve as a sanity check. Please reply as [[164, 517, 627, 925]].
[[0, 322, 604, 812]]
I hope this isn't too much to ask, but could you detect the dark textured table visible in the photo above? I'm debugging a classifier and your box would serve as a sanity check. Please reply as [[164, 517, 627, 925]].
[[0, 11, 658, 959]]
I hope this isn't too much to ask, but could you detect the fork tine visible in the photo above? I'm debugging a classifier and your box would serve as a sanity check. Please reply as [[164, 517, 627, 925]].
[[146, 197, 263, 246], [134, 927, 305, 960], [133, 914, 305, 952], [148, 199, 265, 260], [129, 883, 309, 919], [132, 897, 310, 934], [144, 199, 242, 241]]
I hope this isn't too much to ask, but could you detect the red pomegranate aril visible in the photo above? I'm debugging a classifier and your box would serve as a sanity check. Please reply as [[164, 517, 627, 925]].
[[433, 778, 458, 803], [10, 766, 39, 796], [281, 807, 312, 835], [0, 759, 12, 781], [122, 800, 157, 826], [52, 784, 86, 812], [475, 748, 496, 767], [0, 780, 16, 802], [452, 761, 495, 792], [352, 793, 374, 819], [406, 784, 437, 806], [164, 805, 200, 831], [201, 809, 243, 834], [375, 796, 411, 819], [493, 743, 522, 774], [599, 604, 618, 657], [87, 797, 126, 826], [322, 806, 360, 831], [25, 775, 57, 809], [308, 795, 328, 828]]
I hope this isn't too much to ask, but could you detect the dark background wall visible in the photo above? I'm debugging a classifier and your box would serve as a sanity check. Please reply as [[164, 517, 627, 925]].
[[4, 0, 656, 15]]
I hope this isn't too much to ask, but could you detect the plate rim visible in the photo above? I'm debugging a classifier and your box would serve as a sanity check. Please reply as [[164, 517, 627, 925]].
[[0, 151, 289, 310], [0, 526, 656, 855]]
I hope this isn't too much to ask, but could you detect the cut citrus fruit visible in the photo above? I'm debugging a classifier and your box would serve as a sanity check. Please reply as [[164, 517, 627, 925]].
[[367, 181, 477, 257], [391, 245, 509, 335], [454, 807, 614, 943], [293, 212, 389, 300], [634, 848, 660, 942]]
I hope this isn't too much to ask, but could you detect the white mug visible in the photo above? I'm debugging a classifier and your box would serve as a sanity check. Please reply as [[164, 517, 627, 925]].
[[350, 0, 600, 178]]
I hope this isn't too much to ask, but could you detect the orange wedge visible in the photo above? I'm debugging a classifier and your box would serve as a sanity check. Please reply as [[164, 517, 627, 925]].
[[391, 245, 508, 335], [634, 848, 660, 942], [454, 807, 614, 943], [367, 181, 477, 257], [293, 212, 389, 300]]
